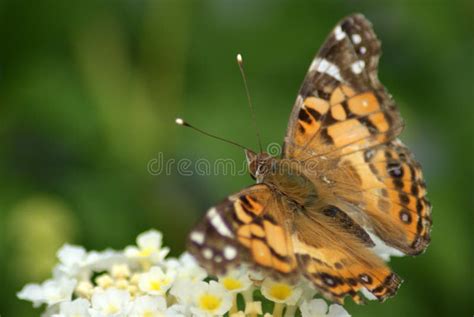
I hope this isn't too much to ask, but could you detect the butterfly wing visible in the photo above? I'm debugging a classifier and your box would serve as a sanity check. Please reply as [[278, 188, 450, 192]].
[[292, 204, 401, 304], [283, 14, 431, 255], [325, 139, 432, 255], [284, 13, 402, 160], [187, 184, 298, 277]]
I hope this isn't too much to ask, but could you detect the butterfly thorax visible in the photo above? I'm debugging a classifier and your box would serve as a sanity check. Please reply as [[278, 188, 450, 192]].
[[246, 150, 317, 208]]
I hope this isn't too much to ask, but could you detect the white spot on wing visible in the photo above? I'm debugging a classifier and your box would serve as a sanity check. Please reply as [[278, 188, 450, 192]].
[[321, 175, 331, 184], [352, 34, 362, 44], [224, 246, 237, 260], [202, 248, 213, 259], [359, 46, 367, 54], [368, 232, 405, 261], [207, 207, 234, 238], [351, 60, 366, 74], [361, 287, 378, 301], [312, 58, 342, 81], [190, 231, 205, 245], [309, 58, 319, 72], [334, 25, 346, 41]]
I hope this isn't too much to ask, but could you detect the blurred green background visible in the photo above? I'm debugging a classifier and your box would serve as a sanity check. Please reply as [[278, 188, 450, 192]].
[[0, 0, 472, 316]]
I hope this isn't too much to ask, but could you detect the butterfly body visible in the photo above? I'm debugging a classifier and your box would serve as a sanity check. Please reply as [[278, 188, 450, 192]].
[[187, 13, 431, 304], [247, 150, 318, 208]]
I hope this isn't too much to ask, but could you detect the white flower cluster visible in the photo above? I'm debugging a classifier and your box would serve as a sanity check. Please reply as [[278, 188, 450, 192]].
[[18, 229, 350, 317]]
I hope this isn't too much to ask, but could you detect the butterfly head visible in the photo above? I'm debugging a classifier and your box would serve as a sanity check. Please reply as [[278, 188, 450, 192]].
[[245, 150, 274, 183]]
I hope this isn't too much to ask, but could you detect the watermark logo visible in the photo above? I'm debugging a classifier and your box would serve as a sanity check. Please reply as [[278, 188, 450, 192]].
[[147, 143, 282, 176]]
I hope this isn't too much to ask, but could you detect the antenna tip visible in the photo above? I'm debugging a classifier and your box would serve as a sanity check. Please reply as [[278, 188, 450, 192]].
[[175, 118, 184, 125], [236, 53, 243, 64]]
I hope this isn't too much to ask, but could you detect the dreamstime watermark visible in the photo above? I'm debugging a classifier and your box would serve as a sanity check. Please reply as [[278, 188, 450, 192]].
[[147, 143, 282, 176], [147, 142, 321, 177]]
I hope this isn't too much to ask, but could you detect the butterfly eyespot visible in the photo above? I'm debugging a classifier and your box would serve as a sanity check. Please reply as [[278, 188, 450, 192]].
[[399, 210, 412, 224], [387, 162, 404, 178], [319, 273, 342, 288], [359, 274, 373, 285]]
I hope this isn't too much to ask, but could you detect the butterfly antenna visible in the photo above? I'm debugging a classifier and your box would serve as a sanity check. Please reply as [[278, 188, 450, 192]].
[[237, 54, 263, 153], [175, 118, 249, 151]]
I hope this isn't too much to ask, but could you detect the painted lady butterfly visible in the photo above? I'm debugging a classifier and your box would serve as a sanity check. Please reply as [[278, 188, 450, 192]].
[[186, 13, 431, 304]]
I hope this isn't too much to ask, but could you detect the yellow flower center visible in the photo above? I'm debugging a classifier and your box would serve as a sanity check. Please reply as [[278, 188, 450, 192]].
[[139, 247, 154, 257], [149, 278, 170, 291], [143, 311, 154, 317], [150, 281, 161, 291], [222, 277, 242, 291], [199, 294, 222, 311], [105, 304, 119, 314], [269, 283, 292, 301]]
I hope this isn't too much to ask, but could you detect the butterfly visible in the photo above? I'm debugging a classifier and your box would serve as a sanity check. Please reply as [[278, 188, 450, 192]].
[[186, 13, 431, 304]]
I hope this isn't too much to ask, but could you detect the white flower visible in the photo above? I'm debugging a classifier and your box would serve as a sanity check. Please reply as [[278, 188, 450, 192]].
[[169, 280, 195, 306], [171, 252, 207, 283], [17, 284, 44, 308], [128, 295, 166, 317], [58, 245, 87, 269], [261, 278, 303, 305], [111, 264, 131, 279], [75, 280, 94, 298], [190, 281, 232, 317], [84, 250, 129, 273], [218, 268, 252, 293], [54, 245, 127, 281], [125, 230, 170, 264], [299, 298, 350, 317], [138, 266, 175, 296], [244, 301, 262, 315], [169, 253, 207, 305], [18, 277, 76, 307], [166, 304, 187, 317], [52, 298, 91, 317], [89, 288, 130, 317]]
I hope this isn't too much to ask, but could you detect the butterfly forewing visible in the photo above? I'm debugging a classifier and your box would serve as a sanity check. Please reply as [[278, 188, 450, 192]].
[[187, 184, 299, 277], [284, 14, 402, 160]]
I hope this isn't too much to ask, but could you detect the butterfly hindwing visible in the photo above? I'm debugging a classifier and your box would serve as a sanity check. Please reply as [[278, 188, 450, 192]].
[[292, 204, 402, 304], [187, 184, 298, 277], [327, 139, 432, 255]]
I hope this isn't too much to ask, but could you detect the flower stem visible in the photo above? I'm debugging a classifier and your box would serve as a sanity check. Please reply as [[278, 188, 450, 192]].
[[229, 294, 238, 314], [284, 305, 296, 317], [273, 303, 284, 317]]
